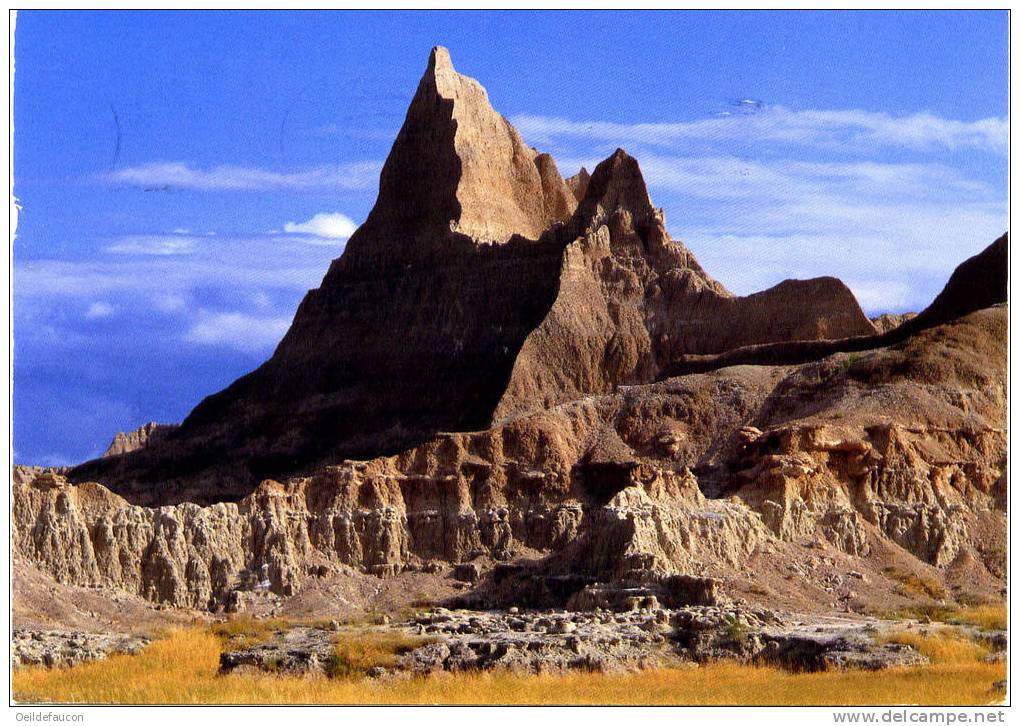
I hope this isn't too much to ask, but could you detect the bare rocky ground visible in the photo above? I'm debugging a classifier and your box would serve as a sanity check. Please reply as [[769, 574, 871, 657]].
[[12, 629, 150, 669], [217, 607, 933, 677], [11, 554, 1005, 677]]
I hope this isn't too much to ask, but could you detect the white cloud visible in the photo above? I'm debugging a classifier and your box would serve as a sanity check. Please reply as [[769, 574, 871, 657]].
[[152, 293, 188, 313], [844, 279, 914, 313], [105, 235, 197, 255], [184, 311, 291, 353], [103, 161, 382, 192], [251, 291, 273, 310], [512, 107, 1008, 155], [85, 301, 114, 319], [633, 155, 992, 204], [16, 235, 338, 299], [283, 212, 358, 240]]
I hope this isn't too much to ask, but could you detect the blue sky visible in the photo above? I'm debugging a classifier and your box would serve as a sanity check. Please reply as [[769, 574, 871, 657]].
[[13, 10, 1008, 465]]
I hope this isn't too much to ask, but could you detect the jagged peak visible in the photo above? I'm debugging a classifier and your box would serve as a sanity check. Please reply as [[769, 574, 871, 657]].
[[575, 148, 655, 227], [566, 167, 591, 203], [428, 45, 452, 72], [345, 46, 575, 253], [420, 45, 490, 107]]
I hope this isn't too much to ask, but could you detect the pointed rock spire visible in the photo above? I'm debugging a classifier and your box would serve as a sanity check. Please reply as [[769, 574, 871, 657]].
[[566, 167, 591, 203], [576, 148, 655, 225], [351, 46, 575, 254]]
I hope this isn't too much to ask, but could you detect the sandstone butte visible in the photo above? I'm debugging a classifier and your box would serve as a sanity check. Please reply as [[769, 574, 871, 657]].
[[13, 47, 1007, 621]]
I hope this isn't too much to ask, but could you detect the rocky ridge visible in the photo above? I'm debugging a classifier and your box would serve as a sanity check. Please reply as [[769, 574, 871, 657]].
[[662, 232, 1008, 377], [103, 422, 177, 458], [70, 48, 876, 505]]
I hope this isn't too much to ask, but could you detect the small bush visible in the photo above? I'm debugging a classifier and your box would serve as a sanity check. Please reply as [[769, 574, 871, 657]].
[[723, 615, 748, 646], [839, 352, 861, 374]]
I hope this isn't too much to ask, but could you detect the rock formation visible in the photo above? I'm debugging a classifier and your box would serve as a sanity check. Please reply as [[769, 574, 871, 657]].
[[102, 422, 176, 458], [69, 48, 876, 505], [216, 609, 930, 677], [492, 148, 876, 421], [661, 234, 1008, 376], [11, 47, 1008, 626], [566, 167, 591, 202], [870, 312, 916, 335], [14, 303, 1006, 612], [12, 630, 149, 669]]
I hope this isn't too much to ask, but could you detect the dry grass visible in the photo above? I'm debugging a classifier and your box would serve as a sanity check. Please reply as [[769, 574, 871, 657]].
[[948, 605, 1007, 631], [326, 630, 434, 679], [883, 567, 948, 601], [886, 603, 1006, 632], [13, 626, 1006, 706], [880, 629, 991, 665], [209, 617, 290, 645]]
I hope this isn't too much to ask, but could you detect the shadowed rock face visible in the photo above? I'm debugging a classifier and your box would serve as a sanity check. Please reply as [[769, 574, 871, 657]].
[[69, 48, 910, 506], [902, 232, 1008, 333], [566, 167, 591, 203], [70, 48, 576, 503]]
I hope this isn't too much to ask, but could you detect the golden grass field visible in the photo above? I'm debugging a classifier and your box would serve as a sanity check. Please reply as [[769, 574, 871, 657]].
[[13, 614, 1007, 706], [891, 604, 1008, 632]]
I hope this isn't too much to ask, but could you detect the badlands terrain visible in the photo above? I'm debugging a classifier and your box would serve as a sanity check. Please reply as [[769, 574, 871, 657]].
[[12, 48, 1008, 704]]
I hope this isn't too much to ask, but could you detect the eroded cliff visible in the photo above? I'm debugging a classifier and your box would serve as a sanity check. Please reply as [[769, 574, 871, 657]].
[[16, 305, 1006, 612]]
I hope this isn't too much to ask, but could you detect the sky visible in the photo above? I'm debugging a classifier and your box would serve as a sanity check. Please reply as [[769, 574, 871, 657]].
[[12, 10, 1009, 465]]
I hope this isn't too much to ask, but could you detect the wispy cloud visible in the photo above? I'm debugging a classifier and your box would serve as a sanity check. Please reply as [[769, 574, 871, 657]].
[[16, 236, 339, 298], [631, 155, 992, 204], [104, 234, 198, 255], [14, 231, 343, 358], [153, 293, 188, 313], [85, 301, 114, 319], [184, 310, 291, 352], [513, 106, 1008, 155], [283, 212, 358, 239], [102, 161, 382, 192], [637, 154, 1006, 307]]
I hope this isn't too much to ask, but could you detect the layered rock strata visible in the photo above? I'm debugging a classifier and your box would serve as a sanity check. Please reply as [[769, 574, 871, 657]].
[[14, 304, 1006, 611]]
